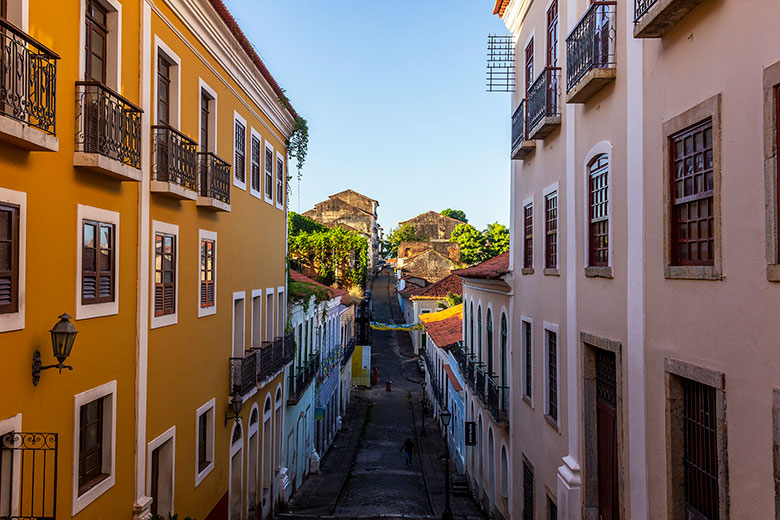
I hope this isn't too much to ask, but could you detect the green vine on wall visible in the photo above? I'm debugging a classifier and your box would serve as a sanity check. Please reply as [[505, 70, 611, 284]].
[[278, 89, 309, 174], [288, 223, 369, 288]]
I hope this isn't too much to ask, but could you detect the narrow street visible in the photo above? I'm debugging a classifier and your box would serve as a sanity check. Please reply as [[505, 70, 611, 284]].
[[282, 271, 485, 520]]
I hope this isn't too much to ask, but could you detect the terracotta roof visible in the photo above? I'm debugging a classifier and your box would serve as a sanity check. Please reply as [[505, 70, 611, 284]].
[[493, 0, 510, 16], [443, 365, 463, 392], [399, 284, 426, 299], [207, 0, 298, 121], [452, 252, 510, 280], [290, 270, 348, 299], [423, 311, 463, 350], [411, 274, 462, 300]]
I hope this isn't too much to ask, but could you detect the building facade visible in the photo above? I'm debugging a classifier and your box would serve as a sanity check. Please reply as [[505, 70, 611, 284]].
[[0, 1, 297, 519]]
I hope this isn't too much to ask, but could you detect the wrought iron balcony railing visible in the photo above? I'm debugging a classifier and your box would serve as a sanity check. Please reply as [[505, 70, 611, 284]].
[[198, 152, 231, 204], [566, 2, 617, 93], [634, 0, 658, 22], [151, 125, 198, 191], [288, 353, 319, 404], [466, 355, 476, 389], [76, 81, 142, 168], [230, 349, 258, 397], [511, 99, 528, 150], [487, 376, 509, 424], [528, 67, 561, 132], [475, 364, 487, 403], [0, 17, 58, 135], [453, 343, 467, 375], [342, 337, 356, 366]]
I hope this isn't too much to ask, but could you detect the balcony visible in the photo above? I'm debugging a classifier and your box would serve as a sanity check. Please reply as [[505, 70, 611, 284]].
[[230, 349, 258, 397], [74, 82, 143, 181], [151, 125, 198, 200], [511, 99, 535, 159], [0, 17, 59, 151], [342, 337, 356, 366], [566, 2, 617, 104], [197, 152, 231, 211], [475, 365, 487, 404], [232, 334, 295, 397], [527, 67, 561, 140], [466, 355, 476, 390], [453, 343, 467, 375], [487, 377, 509, 425], [633, 0, 705, 38], [288, 353, 320, 405]]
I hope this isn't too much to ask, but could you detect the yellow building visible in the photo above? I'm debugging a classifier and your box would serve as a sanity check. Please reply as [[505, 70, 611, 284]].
[[0, 1, 297, 519]]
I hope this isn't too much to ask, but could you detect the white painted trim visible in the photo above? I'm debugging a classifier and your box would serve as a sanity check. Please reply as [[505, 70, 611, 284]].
[[194, 399, 216, 487], [277, 286, 286, 338], [250, 289, 263, 348], [198, 78, 218, 153], [543, 181, 559, 197], [264, 141, 275, 204], [265, 287, 275, 341], [153, 36, 182, 128], [521, 316, 534, 406], [146, 426, 176, 516], [75, 205, 120, 320], [275, 151, 285, 210], [72, 380, 117, 516], [233, 111, 248, 190], [232, 291, 247, 358], [0, 188, 25, 333], [228, 422, 244, 520], [6, 0, 29, 31], [583, 141, 614, 267], [198, 229, 218, 318], [543, 322, 560, 424], [150, 220, 179, 329], [78, 0, 122, 90], [249, 128, 264, 200], [246, 402, 260, 520], [0, 414, 22, 517]]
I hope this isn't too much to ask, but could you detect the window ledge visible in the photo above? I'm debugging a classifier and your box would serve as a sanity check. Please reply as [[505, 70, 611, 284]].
[[543, 268, 560, 276], [544, 414, 561, 434], [196, 197, 231, 212], [512, 140, 536, 160], [633, 0, 706, 38], [521, 268, 535, 275], [528, 115, 561, 141], [522, 394, 534, 409], [195, 461, 214, 487], [585, 266, 613, 279], [151, 313, 178, 329], [566, 67, 616, 104], [0, 116, 58, 152], [664, 265, 722, 280], [151, 181, 198, 201], [767, 264, 780, 282], [74, 152, 142, 182]]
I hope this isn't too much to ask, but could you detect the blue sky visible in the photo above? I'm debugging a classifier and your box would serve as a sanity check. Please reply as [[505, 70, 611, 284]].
[[223, 0, 510, 232]]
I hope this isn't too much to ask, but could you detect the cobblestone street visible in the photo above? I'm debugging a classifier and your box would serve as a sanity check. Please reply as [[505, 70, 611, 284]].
[[281, 272, 484, 520]]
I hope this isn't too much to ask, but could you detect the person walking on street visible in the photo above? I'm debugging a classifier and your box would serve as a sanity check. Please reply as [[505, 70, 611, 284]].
[[401, 437, 415, 467]]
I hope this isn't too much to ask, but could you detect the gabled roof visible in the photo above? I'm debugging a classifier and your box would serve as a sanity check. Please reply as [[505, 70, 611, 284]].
[[452, 252, 510, 280], [420, 304, 463, 350], [399, 210, 462, 227], [330, 189, 378, 204], [411, 274, 462, 300], [399, 284, 426, 299]]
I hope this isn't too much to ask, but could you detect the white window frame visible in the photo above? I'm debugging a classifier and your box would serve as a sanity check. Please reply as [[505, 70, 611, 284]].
[[72, 380, 117, 516], [194, 399, 215, 486], [150, 220, 179, 329], [197, 229, 217, 318], [146, 426, 176, 517], [0, 414, 22, 518], [265, 287, 275, 341], [233, 111, 247, 190], [4, 0, 29, 31], [232, 291, 246, 358], [522, 195, 534, 270], [198, 78, 218, 153], [264, 142, 274, 205], [276, 286, 285, 339], [153, 36, 182, 129], [78, 0, 122, 90], [583, 141, 614, 268], [543, 322, 560, 425], [228, 422, 243, 520], [249, 127, 263, 200], [246, 403, 260, 520], [0, 188, 25, 333], [275, 151, 285, 210], [76, 205, 120, 320], [521, 316, 534, 406], [543, 182, 559, 270], [250, 289, 263, 348]]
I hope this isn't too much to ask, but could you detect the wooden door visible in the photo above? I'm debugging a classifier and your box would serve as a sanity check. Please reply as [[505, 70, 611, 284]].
[[150, 447, 160, 516], [596, 350, 619, 520]]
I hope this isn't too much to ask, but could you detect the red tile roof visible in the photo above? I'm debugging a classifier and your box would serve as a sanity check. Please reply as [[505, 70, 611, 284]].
[[411, 274, 462, 300], [207, 0, 298, 121], [452, 252, 510, 280], [493, 0, 510, 16], [290, 270, 348, 299], [399, 284, 426, 299], [424, 312, 462, 350], [443, 365, 463, 392]]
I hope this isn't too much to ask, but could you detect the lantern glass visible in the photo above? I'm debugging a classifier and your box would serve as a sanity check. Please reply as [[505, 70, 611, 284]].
[[231, 393, 243, 417], [440, 408, 452, 427], [50, 313, 78, 363]]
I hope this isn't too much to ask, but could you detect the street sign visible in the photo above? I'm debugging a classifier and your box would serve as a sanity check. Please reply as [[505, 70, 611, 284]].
[[465, 421, 477, 446]]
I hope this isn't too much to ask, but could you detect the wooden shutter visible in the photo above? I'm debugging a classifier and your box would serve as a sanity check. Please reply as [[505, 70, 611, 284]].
[[82, 220, 115, 305], [79, 398, 104, 492], [235, 122, 246, 183], [0, 204, 19, 314], [276, 156, 284, 204], [155, 232, 176, 316], [200, 239, 214, 308], [265, 147, 273, 198], [251, 136, 261, 192]]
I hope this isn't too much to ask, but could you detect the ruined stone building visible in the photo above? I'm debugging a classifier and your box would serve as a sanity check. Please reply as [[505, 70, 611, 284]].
[[399, 210, 463, 240]]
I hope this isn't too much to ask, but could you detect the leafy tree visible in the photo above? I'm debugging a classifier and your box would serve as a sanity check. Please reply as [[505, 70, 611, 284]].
[[288, 212, 327, 235], [440, 208, 468, 223], [288, 226, 368, 287], [383, 223, 428, 258], [450, 222, 510, 265], [484, 222, 510, 258]]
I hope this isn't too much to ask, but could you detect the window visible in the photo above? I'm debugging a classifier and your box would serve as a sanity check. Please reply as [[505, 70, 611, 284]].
[[0, 203, 19, 314], [548, 496, 557, 520], [195, 398, 215, 485], [276, 154, 284, 207], [547, 0, 558, 67], [251, 290, 262, 348], [200, 239, 214, 308], [155, 42, 180, 129], [523, 204, 533, 269], [681, 378, 719, 519], [154, 232, 176, 317], [277, 290, 285, 339], [198, 413, 208, 470], [157, 55, 172, 126], [469, 302, 474, 353], [79, 396, 107, 493], [525, 39, 534, 96], [81, 220, 114, 305], [265, 290, 274, 341], [545, 192, 558, 269], [522, 458, 534, 519], [200, 90, 211, 152], [264, 145, 274, 201], [546, 329, 558, 422], [670, 119, 714, 266], [522, 320, 532, 400], [234, 118, 246, 186], [148, 427, 175, 518], [486, 308, 493, 374], [251, 134, 261, 195], [85, 0, 108, 84], [477, 306, 483, 363], [233, 292, 245, 358], [589, 154, 609, 266]]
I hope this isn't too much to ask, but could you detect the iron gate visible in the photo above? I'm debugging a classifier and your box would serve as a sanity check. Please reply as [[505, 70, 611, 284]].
[[0, 432, 58, 520]]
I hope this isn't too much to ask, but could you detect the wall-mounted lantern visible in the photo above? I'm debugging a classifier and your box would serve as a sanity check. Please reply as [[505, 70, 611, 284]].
[[32, 313, 78, 386], [224, 391, 243, 426]]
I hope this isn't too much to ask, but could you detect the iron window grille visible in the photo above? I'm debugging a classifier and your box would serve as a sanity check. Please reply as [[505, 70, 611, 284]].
[[151, 125, 198, 191], [81, 220, 115, 305], [545, 192, 558, 269], [524, 204, 533, 269], [523, 321, 532, 399], [547, 330, 558, 422], [234, 121, 245, 183], [198, 152, 231, 204], [566, 2, 617, 93], [681, 378, 719, 520], [589, 154, 609, 266], [634, 0, 659, 23], [523, 459, 535, 519], [512, 99, 529, 151], [528, 67, 561, 131], [670, 119, 714, 266]]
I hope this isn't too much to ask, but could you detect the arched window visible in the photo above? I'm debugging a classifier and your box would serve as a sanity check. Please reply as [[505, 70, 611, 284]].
[[486, 309, 494, 375], [588, 154, 609, 266], [477, 306, 483, 363], [469, 302, 474, 353], [500, 445, 509, 498], [501, 313, 508, 411], [250, 408, 258, 426], [232, 423, 242, 445]]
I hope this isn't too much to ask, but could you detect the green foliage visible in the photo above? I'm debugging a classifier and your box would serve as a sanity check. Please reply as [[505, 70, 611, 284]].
[[288, 226, 368, 288], [440, 208, 468, 223], [451, 222, 510, 265], [288, 278, 332, 313], [287, 116, 309, 171], [383, 223, 428, 257], [289, 212, 327, 235], [438, 292, 463, 309]]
